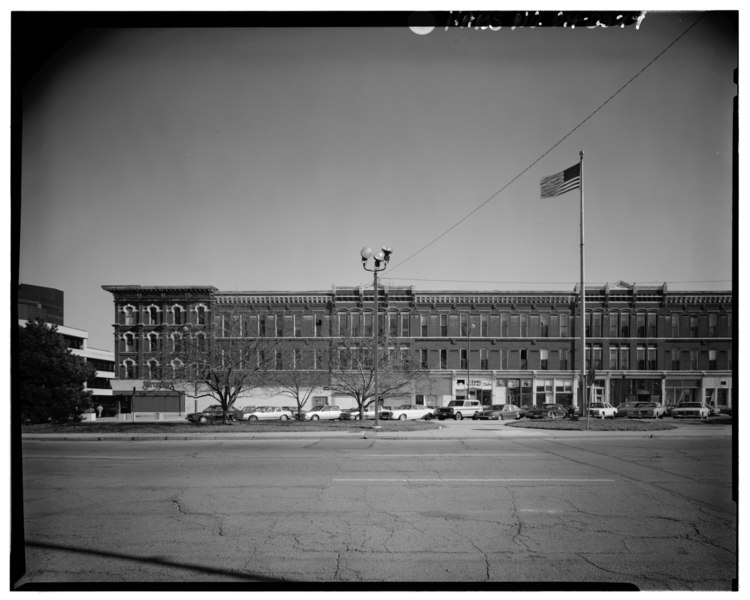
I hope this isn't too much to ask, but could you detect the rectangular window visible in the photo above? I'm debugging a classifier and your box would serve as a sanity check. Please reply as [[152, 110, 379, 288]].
[[647, 313, 657, 337], [620, 312, 630, 337], [460, 349, 468, 370], [275, 350, 283, 370], [440, 314, 448, 337], [540, 349, 548, 370], [637, 313, 646, 337], [709, 349, 717, 370], [363, 314, 372, 337], [559, 349, 569, 370], [259, 316, 266, 337], [389, 314, 399, 337], [460, 313, 469, 336], [420, 349, 429, 369], [401, 314, 410, 337], [520, 314, 528, 337], [690, 316, 698, 338], [338, 313, 348, 337], [671, 314, 680, 337], [637, 346, 646, 370], [609, 346, 619, 370], [560, 314, 569, 337], [421, 315, 428, 337], [620, 346, 629, 370], [497, 349, 507, 370], [481, 314, 488, 337], [480, 348, 488, 370], [276, 315, 284, 337], [501, 314, 509, 337], [671, 349, 680, 370], [540, 314, 548, 337], [591, 313, 602, 337], [520, 349, 528, 370], [294, 348, 302, 369], [440, 349, 447, 369], [294, 315, 302, 338], [690, 350, 698, 370], [709, 314, 717, 337], [647, 345, 657, 370], [609, 312, 619, 337]]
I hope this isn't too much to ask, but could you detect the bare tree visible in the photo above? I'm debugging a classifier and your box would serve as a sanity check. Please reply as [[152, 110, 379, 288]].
[[320, 334, 427, 420], [144, 310, 278, 424], [269, 343, 330, 420]]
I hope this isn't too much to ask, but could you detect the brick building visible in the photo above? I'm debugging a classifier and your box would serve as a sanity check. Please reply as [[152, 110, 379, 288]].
[[102, 283, 733, 414]]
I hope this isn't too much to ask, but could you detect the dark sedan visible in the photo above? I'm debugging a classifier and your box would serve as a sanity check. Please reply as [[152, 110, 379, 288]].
[[186, 405, 242, 424], [526, 403, 568, 419], [473, 404, 523, 420]]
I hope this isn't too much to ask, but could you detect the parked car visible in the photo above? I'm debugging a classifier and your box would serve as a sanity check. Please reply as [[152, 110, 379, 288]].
[[526, 403, 568, 419], [473, 404, 523, 421], [615, 402, 641, 418], [238, 406, 258, 420], [380, 405, 435, 421], [300, 405, 342, 421], [186, 405, 242, 424], [632, 402, 667, 419], [243, 406, 294, 421], [671, 402, 710, 419], [435, 400, 483, 421], [587, 402, 618, 419]]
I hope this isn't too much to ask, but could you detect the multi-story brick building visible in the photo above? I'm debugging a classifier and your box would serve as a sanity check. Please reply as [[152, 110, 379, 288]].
[[102, 282, 733, 415]]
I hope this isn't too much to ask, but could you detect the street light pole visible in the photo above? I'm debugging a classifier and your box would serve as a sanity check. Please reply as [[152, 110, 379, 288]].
[[360, 246, 392, 428]]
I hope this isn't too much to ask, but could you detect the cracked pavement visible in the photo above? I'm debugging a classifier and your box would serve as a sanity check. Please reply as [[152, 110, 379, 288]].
[[17, 433, 736, 590]]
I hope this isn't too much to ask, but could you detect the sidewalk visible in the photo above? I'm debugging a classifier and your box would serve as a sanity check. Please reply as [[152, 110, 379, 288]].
[[21, 420, 734, 442]]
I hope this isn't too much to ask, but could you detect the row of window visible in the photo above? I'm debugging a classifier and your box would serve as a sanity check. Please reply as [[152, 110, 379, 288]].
[[118, 305, 731, 339], [210, 311, 731, 339], [119, 304, 208, 326], [119, 345, 730, 379]]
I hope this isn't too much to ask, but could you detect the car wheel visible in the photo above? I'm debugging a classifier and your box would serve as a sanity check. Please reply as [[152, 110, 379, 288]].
[[424, 413, 433, 420], [280, 415, 288, 421], [455, 412, 463, 421], [249, 415, 258, 421], [548, 411, 556, 419], [311, 415, 319, 420], [199, 416, 208, 424], [398, 414, 407, 421]]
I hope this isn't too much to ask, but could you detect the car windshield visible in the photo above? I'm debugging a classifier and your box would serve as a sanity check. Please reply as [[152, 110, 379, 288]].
[[590, 403, 606, 408], [488, 405, 505, 410]]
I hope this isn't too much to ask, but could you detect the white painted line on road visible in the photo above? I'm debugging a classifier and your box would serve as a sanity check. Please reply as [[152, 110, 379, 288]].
[[23, 455, 151, 460], [333, 478, 616, 483], [352, 453, 539, 458]]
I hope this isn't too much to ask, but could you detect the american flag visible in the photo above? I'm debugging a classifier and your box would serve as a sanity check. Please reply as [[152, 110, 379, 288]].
[[540, 163, 581, 198]]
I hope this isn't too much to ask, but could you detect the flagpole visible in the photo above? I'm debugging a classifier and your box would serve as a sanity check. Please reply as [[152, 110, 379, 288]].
[[579, 151, 588, 429]]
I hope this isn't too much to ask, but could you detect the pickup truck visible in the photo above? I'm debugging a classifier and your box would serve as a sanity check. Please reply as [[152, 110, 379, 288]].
[[435, 400, 483, 421]]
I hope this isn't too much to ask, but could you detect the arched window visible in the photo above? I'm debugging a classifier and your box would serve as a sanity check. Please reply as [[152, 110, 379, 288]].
[[122, 333, 136, 353], [146, 359, 160, 379], [122, 359, 136, 380], [147, 332, 160, 353], [196, 332, 206, 352], [122, 305, 137, 326], [172, 332, 183, 353], [195, 304, 208, 325], [146, 305, 161, 326], [170, 304, 185, 326], [171, 359, 184, 378]]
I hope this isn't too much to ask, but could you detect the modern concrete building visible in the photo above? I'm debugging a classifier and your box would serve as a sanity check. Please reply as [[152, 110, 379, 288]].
[[102, 282, 733, 415], [18, 284, 116, 413]]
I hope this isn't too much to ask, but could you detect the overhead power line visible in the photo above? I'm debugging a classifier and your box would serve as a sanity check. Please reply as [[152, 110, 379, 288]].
[[386, 14, 706, 276]]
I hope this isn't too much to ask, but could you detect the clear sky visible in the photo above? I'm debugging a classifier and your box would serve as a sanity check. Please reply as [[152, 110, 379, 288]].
[[16, 10, 738, 352]]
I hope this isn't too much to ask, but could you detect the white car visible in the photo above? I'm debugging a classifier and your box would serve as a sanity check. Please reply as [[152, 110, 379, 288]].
[[243, 406, 293, 421], [301, 405, 342, 421], [671, 402, 710, 419], [381, 405, 435, 421], [587, 402, 618, 419]]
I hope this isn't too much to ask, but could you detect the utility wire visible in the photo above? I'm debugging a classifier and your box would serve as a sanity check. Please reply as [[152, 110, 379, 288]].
[[386, 14, 706, 277]]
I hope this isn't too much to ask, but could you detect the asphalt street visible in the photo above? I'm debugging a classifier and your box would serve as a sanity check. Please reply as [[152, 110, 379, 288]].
[[15, 421, 736, 591]]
